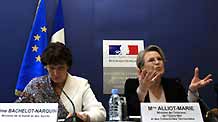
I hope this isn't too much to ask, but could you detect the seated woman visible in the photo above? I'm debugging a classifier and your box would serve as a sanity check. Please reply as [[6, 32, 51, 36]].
[[16, 42, 106, 122], [124, 45, 212, 118]]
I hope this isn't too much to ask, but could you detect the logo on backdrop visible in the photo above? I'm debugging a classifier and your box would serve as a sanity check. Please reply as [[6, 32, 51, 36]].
[[109, 45, 138, 55], [103, 40, 144, 94]]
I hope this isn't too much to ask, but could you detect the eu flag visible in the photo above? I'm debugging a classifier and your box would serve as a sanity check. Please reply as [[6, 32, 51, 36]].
[[51, 0, 65, 44], [15, 0, 48, 96]]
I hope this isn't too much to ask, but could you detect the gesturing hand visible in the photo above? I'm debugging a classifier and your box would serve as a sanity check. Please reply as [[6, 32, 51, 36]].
[[189, 67, 213, 92], [138, 68, 162, 91]]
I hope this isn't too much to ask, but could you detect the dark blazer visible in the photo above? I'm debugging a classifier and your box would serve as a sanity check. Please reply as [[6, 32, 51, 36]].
[[124, 77, 188, 116], [124, 78, 208, 121]]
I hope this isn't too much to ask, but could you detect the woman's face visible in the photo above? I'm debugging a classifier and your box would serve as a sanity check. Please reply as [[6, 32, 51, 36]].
[[143, 51, 165, 76], [46, 64, 68, 84]]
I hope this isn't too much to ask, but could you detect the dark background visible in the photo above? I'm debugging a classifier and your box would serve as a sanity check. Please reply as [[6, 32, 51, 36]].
[[0, 0, 217, 114]]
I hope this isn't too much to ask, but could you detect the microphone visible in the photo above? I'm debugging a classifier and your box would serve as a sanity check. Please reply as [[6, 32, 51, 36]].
[[62, 89, 77, 122], [48, 77, 83, 122]]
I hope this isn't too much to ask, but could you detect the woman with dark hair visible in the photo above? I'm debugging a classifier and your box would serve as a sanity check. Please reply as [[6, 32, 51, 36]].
[[125, 45, 212, 118], [16, 42, 106, 122]]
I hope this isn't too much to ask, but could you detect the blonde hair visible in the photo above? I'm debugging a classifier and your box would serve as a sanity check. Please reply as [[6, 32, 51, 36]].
[[136, 45, 166, 69]]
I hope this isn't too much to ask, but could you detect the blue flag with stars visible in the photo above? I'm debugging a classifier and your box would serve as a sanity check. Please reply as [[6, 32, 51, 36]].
[[15, 0, 48, 96]]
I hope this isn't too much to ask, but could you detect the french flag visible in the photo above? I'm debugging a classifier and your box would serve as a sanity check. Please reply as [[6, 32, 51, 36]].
[[51, 0, 65, 44], [109, 45, 138, 55]]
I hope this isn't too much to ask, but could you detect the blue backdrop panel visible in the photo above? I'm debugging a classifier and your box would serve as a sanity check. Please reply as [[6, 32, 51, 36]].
[[0, 0, 217, 114]]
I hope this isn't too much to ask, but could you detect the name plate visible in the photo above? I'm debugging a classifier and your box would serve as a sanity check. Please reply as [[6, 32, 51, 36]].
[[0, 103, 58, 122], [141, 103, 203, 122]]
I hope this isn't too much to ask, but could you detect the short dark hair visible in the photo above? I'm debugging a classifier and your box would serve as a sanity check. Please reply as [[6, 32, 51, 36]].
[[41, 42, 72, 67], [136, 45, 166, 69]]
